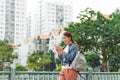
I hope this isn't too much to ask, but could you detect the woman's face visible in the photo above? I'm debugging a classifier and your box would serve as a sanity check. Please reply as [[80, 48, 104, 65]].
[[62, 35, 71, 45]]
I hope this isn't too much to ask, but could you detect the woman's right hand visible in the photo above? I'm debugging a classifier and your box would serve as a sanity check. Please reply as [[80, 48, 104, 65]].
[[55, 46, 64, 54]]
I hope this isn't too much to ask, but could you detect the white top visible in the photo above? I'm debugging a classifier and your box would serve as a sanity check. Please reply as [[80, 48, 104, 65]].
[[62, 45, 72, 69], [64, 45, 69, 53]]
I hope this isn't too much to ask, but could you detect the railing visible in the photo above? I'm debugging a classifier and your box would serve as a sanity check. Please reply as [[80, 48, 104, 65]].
[[0, 69, 120, 80]]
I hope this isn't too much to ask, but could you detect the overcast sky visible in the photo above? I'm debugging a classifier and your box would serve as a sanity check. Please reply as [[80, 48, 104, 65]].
[[27, 0, 120, 21]]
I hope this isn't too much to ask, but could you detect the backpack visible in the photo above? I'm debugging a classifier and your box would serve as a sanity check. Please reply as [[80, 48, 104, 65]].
[[70, 51, 87, 71]]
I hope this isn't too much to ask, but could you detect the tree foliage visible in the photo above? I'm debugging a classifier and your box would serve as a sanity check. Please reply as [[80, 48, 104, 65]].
[[85, 52, 101, 68], [27, 50, 56, 71], [0, 40, 17, 70], [16, 64, 27, 71], [109, 46, 120, 72], [43, 50, 56, 71], [65, 8, 120, 71]]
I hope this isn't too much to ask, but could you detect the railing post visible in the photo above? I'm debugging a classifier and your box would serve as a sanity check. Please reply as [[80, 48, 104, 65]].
[[10, 63, 16, 80], [86, 68, 92, 80]]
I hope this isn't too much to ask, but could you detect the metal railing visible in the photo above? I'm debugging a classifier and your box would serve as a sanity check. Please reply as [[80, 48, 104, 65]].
[[0, 68, 120, 80]]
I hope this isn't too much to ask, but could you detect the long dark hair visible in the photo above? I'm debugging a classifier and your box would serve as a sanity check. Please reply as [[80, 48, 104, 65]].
[[63, 31, 74, 43]]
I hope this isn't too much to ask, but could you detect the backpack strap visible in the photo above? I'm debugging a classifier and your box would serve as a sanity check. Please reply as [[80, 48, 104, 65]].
[[78, 72, 86, 80], [68, 51, 77, 66]]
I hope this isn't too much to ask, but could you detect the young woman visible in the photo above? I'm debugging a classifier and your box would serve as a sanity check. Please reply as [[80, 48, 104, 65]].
[[55, 31, 78, 80]]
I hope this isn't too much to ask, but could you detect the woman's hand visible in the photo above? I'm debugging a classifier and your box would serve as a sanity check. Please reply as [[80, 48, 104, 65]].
[[55, 46, 64, 54]]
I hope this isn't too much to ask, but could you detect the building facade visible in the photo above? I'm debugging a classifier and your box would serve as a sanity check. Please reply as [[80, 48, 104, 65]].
[[0, 0, 6, 40], [39, 0, 73, 35], [0, 0, 26, 45]]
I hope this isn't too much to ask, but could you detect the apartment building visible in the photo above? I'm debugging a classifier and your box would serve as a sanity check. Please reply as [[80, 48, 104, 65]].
[[0, 0, 26, 45], [0, 0, 6, 40], [39, 0, 73, 35]]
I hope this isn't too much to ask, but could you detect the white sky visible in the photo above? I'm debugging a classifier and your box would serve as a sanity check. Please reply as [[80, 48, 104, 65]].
[[27, 0, 120, 21]]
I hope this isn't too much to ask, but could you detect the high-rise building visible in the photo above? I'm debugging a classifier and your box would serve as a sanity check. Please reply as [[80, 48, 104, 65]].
[[39, 0, 73, 35], [0, 0, 6, 40], [26, 14, 32, 39], [0, 0, 26, 45]]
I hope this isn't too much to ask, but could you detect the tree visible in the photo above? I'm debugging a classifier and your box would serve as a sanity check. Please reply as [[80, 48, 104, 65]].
[[85, 52, 101, 69], [65, 8, 120, 71], [0, 40, 17, 70], [43, 50, 56, 71], [27, 50, 56, 71], [109, 46, 120, 72]]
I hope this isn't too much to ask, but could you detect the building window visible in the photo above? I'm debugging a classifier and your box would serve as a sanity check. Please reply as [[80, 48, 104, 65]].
[[46, 39, 49, 44]]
